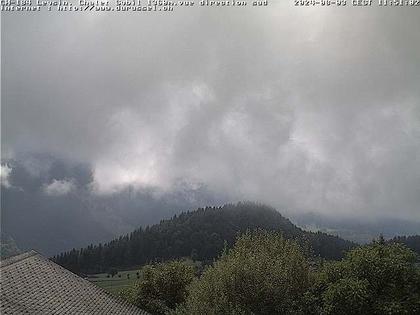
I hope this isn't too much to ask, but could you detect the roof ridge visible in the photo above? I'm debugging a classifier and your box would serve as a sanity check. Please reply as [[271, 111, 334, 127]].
[[1, 250, 149, 314], [37, 254, 145, 312], [0, 250, 39, 268]]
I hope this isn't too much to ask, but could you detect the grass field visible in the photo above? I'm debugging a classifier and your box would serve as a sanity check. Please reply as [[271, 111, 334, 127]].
[[86, 269, 141, 295]]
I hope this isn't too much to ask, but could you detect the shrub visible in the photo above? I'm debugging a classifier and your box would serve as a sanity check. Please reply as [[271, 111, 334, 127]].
[[120, 260, 195, 315], [322, 278, 371, 315], [322, 242, 420, 314], [172, 230, 311, 315]]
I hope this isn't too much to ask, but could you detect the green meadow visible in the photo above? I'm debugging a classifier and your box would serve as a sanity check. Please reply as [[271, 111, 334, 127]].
[[87, 269, 141, 295]]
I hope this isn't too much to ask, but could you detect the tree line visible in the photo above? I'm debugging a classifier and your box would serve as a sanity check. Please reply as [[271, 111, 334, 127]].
[[52, 202, 356, 274], [388, 235, 420, 255]]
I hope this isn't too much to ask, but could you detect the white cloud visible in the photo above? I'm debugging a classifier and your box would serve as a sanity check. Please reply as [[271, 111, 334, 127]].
[[1, 164, 12, 188], [43, 179, 75, 196]]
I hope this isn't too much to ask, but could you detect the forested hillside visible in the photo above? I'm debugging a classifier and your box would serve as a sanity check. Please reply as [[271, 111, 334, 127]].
[[53, 203, 355, 274], [390, 235, 420, 255]]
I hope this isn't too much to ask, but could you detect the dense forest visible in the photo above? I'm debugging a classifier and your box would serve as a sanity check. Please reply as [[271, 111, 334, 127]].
[[53, 202, 356, 274]]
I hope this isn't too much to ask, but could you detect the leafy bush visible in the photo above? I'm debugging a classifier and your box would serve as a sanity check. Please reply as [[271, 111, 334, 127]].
[[119, 260, 195, 315], [172, 230, 311, 315], [322, 278, 371, 314], [322, 242, 420, 314]]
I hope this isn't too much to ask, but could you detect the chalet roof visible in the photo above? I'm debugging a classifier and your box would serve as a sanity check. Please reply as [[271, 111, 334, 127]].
[[0, 251, 148, 315]]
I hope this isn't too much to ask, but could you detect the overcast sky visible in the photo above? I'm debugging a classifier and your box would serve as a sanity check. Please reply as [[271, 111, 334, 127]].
[[2, 3, 420, 221]]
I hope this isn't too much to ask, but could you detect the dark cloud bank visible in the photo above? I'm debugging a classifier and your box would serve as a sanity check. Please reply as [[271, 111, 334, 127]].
[[1, 3, 420, 254]]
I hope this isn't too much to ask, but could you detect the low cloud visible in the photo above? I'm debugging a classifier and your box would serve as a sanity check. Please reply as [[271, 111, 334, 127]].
[[1, 164, 12, 188], [43, 179, 75, 196]]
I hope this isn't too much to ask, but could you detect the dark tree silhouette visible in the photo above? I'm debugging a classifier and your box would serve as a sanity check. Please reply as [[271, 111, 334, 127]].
[[53, 202, 356, 274]]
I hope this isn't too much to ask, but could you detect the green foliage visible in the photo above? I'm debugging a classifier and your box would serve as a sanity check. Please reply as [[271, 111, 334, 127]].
[[299, 272, 328, 315], [173, 230, 311, 315], [115, 231, 420, 315], [321, 242, 420, 314], [119, 260, 195, 315], [53, 202, 354, 274], [389, 235, 420, 255], [322, 278, 371, 315]]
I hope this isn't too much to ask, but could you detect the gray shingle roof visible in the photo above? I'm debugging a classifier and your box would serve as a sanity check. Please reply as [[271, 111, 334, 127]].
[[0, 251, 148, 314]]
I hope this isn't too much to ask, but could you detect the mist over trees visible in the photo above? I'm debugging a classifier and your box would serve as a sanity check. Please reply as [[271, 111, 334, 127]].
[[0, 233, 21, 259], [1, 155, 226, 256], [293, 212, 420, 245], [2, 155, 420, 259], [388, 235, 420, 255]]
